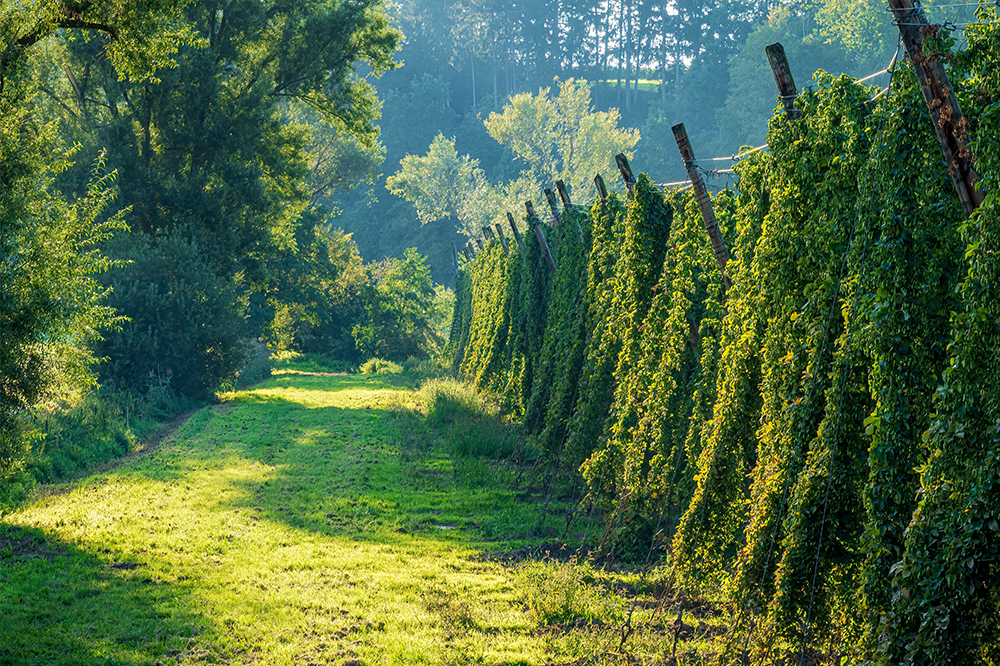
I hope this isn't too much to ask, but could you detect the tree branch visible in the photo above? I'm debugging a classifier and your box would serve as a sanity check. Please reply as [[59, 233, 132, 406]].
[[16, 19, 119, 50], [37, 84, 79, 118]]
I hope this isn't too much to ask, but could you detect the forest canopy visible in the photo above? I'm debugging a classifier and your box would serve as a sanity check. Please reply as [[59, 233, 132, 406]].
[[1, 0, 444, 489]]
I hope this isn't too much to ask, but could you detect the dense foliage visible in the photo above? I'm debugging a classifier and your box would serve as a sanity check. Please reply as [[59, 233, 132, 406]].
[[449, 6, 1000, 661], [344, 0, 978, 284], [1, 0, 450, 493]]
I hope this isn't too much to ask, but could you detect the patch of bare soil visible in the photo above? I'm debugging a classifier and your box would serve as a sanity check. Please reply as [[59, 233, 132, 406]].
[[100, 408, 200, 472], [0, 525, 66, 563]]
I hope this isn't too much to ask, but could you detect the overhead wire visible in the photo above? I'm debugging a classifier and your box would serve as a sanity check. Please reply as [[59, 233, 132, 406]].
[[920, 1, 992, 7], [717, 37, 903, 665], [796, 33, 903, 666], [657, 51, 900, 196]]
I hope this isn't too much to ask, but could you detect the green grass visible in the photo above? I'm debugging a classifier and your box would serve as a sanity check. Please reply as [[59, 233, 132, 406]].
[[1, 363, 728, 665], [583, 77, 669, 93]]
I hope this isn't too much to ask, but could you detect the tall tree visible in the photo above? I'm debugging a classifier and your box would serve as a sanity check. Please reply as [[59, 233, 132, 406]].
[[1, 0, 192, 476], [32, 0, 400, 395], [484, 78, 640, 198], [47, 0, 398, 276]]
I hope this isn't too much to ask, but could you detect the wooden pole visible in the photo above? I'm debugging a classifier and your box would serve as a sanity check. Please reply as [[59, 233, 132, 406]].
[[544, 188, 561, 226], [594, 174, 609, 202], [615, 153, 636, 199], [555, 179, 583, 235], [672, 122, 733, 289], [525, 201, 556, 275], [463, 244, 472, 261], [483, 225, 497, 244], [507, 212, 525, 252], [494, 223, 510, 255], [765, 42, 802, 120], [525, 200, 539, 221], [475, 237, 484, 252], [888, 0, 984, 218], [556, 180, 572, 208]]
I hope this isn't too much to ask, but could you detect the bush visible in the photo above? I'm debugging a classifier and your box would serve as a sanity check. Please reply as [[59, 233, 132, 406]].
[[95, 233, 250, 400], [235, 340, 272, 389], [359, 358, 403, 375], [352, 248, 440, 361]]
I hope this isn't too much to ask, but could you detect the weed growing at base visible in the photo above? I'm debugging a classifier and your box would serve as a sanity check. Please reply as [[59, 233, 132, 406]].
[[0, 362, 728, 665]]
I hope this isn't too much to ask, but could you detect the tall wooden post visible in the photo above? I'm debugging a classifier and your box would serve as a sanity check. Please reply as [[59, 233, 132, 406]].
[[495, 223, 510, 255], [475, 237, 484, 252], [555, 179, 583, 235], [765, 42, 802, 120], [463, 244, 473, 261], [544, 188, 561, 226], [526, 201, 556, 275], [594, 174, 609, 202], [672, 122, 733, 289], [556, 180, 572, 208], [507, 212, 525, 252], [615, 153, 636, 199], [888, 0, 983, 218], [483, 225, 497, 244]]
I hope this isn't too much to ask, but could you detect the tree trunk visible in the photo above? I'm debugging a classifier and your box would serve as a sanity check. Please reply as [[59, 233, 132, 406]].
[[624, 0, 632, 112], [617, 0, 625, 107]]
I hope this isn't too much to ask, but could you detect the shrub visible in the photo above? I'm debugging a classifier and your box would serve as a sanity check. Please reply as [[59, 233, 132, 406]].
[[95, 233, 250, 400], [235, 340, 272, 389], [359, 358, 403, 375], [352, 248, 440, 361]]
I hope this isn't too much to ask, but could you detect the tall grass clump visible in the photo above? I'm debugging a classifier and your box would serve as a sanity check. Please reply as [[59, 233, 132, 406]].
[[359, 358, 403, 375], [515, 557, 624, 627], [418, 378, 517, 459], [0, 381, 192, 513]]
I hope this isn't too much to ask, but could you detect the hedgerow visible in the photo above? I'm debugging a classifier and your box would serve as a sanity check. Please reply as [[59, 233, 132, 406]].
[[447, 12, 1000, 660]]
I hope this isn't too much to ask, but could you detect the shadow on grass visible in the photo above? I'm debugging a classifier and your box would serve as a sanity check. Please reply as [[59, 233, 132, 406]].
[[0, 525, 208, 666], [0, 371, 608, 666], [117, 371, 566, 551]]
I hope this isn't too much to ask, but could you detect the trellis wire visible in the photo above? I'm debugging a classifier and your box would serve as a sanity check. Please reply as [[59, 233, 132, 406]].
[[724, 39, 905, 665], [796, 38, 902, 666]]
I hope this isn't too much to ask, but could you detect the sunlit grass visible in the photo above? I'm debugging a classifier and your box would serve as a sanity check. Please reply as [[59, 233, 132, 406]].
[[1, 363, 729, 665]]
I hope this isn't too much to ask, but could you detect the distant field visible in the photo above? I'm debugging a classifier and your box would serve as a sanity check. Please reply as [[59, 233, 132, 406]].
[[1, 364, 727, 665], [585, 78, 668, 92]]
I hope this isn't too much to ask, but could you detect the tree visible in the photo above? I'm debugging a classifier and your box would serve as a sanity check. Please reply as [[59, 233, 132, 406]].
[[94, 233, 250, 400], [31, 0, 401, 393], [352, 248, 440, 360], [389, 78, 639, 243], [386, 133, 500, 239], [484, 78, 640, 198], [0, 0, 195, 97], [1, 0, 195, 478], [44, 0, 399, 276], [713, 5, 853, 153]]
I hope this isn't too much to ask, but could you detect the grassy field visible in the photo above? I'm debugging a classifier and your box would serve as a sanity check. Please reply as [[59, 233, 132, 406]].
[[0, 364, 727, 665]]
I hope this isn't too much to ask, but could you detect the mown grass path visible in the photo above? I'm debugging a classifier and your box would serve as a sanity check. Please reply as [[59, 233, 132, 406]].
[[1, 368, 585, 666]]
